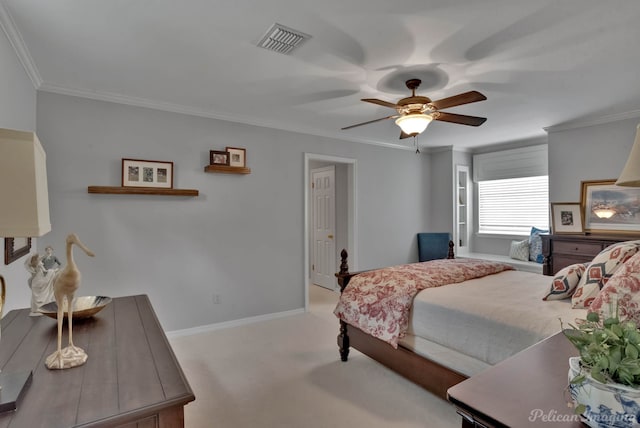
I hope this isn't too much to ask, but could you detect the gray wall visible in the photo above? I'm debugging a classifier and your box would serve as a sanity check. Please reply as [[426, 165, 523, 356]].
[[428, 149, 454, 235], [33, 92, 428, 331], [549, 117, 639, 202], [421, 148, 472, 256], [0, 26, 37, 312]]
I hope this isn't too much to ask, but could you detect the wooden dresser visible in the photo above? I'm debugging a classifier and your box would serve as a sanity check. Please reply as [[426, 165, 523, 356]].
[[0, 294, 195, 428], [448, 332, 581, 427], [541, 234, 634, 276]]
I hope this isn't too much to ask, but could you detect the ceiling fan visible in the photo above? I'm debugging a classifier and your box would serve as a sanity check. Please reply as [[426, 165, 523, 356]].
[[343, 79, 487, 139]]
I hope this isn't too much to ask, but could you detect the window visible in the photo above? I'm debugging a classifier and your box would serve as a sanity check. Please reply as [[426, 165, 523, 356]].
[[478, 175, 549, 235]]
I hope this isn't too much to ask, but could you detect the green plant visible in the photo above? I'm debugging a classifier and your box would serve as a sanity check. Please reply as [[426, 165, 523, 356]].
[[563, 311, 640, 388]]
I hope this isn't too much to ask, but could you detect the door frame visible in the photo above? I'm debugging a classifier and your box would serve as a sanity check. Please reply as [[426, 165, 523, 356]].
[[304, 153, 357, 311]]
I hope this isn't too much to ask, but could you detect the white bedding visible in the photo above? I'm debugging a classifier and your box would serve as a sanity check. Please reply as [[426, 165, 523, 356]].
[[402, 270, 587, 368]]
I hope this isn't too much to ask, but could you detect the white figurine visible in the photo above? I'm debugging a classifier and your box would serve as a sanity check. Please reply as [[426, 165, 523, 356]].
[[41, 245, 62, 273], [45, 233, 95, 370], [24, 249, 57, 316]]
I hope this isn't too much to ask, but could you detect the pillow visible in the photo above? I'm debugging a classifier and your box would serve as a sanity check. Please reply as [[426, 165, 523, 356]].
[[509, 239, 529, 262], [528, 227, 548, 263], [571, 240, 640, 309], [589, 251, 640, 324], [542, 263, 586, 301]]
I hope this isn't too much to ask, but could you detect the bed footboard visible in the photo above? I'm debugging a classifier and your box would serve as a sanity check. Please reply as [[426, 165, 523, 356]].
[[334, 243, 466, 400], [335, 245, 455, 362]]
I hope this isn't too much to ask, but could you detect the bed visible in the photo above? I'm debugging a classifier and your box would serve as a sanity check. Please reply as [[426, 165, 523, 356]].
[[334, 245, 589, 399]]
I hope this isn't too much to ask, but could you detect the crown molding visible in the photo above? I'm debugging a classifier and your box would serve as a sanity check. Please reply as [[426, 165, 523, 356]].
[[0, 2, 42, 88], [544, 110, 640, 133], [424, 145, 454, 154]]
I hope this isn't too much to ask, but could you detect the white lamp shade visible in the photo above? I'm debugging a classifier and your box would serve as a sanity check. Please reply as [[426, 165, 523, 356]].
[[616, 124, 640, 187], [0, 128, 51, 237], [395, 114, 433, 135]]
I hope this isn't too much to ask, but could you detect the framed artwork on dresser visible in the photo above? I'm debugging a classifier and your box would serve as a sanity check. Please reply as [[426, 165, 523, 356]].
[[550, 202, 583, 234], [581, 179, 640, 234]]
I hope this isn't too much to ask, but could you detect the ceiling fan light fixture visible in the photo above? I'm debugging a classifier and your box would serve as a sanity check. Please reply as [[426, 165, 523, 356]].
[[395, 113, 433, 136]]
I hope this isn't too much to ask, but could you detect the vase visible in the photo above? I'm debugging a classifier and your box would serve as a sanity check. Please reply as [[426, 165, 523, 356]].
[[568, 357, 640, 427]]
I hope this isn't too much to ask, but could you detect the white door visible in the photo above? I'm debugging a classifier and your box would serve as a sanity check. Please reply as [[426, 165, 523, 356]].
[[311, 166, 336, 289]]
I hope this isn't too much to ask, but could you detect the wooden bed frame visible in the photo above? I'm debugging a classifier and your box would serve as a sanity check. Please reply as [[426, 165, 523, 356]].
[[335, 242, 469, 400]]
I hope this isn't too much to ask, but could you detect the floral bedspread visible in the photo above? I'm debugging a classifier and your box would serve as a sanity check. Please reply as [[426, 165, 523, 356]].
[[333, 258, 514, 348]]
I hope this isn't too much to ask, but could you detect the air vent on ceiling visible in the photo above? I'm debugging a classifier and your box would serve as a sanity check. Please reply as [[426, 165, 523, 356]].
[[257, 23, 311, 55]]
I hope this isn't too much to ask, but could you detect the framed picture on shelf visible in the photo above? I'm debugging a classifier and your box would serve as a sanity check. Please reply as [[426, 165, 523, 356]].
[[209, 150, 230, 166], [550, 202, 583, 234], [122, 158, 173, 189], [580, 179, 640, 234], [5, 237, 31, 265], [226, 147, 246, 168]]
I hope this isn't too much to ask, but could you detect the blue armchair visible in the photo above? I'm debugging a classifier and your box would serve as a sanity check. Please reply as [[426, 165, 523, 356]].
[[417, 232, 452, 262]]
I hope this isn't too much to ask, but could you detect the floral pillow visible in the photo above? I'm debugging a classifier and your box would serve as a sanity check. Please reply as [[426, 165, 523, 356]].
[[571, 240, 640, 309], [509, 239, 529, 262], [542, 263, 586, 301], [589, 251, 640, 324]]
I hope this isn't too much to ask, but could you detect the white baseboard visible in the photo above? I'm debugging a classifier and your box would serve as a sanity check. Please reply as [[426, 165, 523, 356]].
[[166, 307, 306, 339]]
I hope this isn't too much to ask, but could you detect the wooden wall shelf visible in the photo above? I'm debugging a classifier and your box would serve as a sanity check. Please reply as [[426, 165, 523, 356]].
[[88, 186, 199, 196], [204, 165, 251, 174]]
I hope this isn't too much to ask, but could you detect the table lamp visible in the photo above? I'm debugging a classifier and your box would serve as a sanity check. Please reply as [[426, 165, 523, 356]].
[[0, 127, 51, 412], [616, 124, 640, 187]]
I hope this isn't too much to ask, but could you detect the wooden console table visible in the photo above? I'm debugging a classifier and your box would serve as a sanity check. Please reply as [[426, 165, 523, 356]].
[[447, 333, 581, 427], [541, 234, 634, 276], [0, 294, 195, 427]]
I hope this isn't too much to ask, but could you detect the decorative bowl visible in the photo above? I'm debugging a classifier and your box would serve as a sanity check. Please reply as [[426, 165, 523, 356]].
[[38, 296, 112, 319]]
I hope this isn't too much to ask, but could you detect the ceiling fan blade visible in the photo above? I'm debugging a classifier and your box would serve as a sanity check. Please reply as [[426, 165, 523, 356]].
[[362, 98, 399, 109], [434, 112, 487, 127], [341, 115, 397, 130], [430, 91, 486, 110], [399, 131, 412, 139]]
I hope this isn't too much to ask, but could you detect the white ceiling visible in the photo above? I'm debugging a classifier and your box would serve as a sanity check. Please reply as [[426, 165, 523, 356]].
[[3, 0, 640, 150]]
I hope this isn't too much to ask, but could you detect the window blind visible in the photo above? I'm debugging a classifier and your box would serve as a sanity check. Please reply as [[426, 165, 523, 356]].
[[478, 176, 549, 235], [473, 145, 548, 182]]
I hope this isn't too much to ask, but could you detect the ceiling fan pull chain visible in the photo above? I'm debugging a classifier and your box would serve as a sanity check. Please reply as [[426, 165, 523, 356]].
[[414, 135, 420, 154]]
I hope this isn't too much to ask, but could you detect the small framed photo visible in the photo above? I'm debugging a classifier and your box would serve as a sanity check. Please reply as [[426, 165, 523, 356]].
[[122, 158, 173, 189], [5, 237, 32, 265], [210, 150, 230, 166], [226, 147, 246, 168], [550, 202, 584, 234]]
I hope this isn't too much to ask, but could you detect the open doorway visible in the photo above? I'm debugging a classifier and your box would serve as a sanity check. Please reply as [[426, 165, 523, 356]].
[[304, 153, 357, 311]]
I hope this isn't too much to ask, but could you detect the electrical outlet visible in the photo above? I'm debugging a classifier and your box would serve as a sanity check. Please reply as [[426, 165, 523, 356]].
[[212, 293, 221, 304]]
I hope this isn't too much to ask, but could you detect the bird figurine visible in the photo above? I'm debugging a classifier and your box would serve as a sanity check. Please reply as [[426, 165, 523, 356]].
[[45, 233, 95, 370]]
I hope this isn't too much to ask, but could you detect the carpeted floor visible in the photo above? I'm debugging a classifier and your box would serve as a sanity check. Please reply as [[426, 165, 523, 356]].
[[169, 285, 461, 428]]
